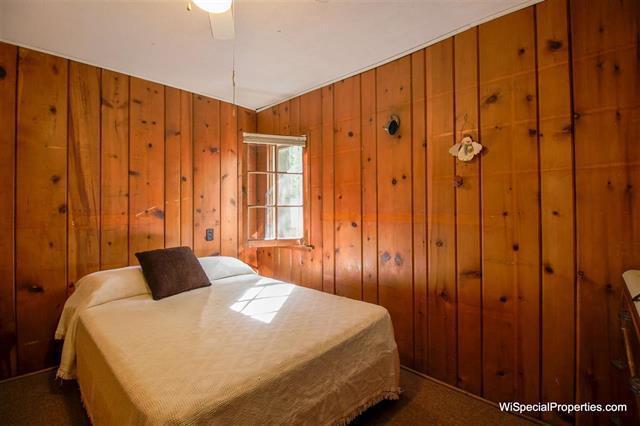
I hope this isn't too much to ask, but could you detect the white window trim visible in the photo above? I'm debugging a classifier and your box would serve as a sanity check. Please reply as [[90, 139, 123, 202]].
[[244, 133, 308, 248]]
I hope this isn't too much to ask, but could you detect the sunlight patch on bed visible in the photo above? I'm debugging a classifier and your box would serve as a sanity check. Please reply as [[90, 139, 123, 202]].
[[230, 281, 294, 323]]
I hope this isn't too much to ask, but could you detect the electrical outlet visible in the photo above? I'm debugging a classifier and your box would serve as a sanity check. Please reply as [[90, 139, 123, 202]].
[[205, 228, 214, 241]]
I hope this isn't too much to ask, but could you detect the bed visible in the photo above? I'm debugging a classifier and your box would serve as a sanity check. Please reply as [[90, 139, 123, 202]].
[[55, 256, 401, 425]]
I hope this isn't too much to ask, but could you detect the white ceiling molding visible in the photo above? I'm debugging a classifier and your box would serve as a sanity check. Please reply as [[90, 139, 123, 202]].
[[0, 0, 541, 111]]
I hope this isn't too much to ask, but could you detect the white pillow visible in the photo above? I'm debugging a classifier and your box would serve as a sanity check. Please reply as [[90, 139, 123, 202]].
[[198, 256, 257, 281]]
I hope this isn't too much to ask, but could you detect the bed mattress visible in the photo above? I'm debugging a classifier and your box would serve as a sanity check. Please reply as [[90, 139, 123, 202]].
[[60, 265, 400, 425]]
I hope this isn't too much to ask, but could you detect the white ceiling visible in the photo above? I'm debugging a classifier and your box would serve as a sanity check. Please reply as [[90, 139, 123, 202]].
[[0, 0, 538, 110]]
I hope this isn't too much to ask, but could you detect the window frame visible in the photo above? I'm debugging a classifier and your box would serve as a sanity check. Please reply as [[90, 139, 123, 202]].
[[243, 133, 309, 249]]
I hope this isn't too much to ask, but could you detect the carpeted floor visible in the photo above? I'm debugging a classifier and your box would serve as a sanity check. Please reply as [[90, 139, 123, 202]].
[[0, 367, 538, 425]]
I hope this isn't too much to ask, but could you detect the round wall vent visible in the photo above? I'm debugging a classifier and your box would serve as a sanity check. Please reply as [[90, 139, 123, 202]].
[[384, 115, 400, 136]]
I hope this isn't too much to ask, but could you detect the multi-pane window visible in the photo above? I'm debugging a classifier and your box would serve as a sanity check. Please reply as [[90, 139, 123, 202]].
[[244, 133, 306, 246]]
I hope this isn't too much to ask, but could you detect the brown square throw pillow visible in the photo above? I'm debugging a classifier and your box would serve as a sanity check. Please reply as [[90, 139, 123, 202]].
[[135, 246, 211, 300]]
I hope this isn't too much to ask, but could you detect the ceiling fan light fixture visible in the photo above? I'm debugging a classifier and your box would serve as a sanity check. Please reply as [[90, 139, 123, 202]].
[[193, 0, 232, 14]]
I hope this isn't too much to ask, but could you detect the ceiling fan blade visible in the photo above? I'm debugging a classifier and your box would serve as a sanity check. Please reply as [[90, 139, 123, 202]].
[[209, 9, 235, 40]]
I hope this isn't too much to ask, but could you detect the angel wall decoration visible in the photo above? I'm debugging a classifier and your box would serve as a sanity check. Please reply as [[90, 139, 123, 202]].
[[449, 135, 483, 162]]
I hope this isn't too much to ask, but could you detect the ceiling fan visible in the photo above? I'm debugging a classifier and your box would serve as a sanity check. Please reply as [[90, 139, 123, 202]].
[[188, 0, 235, 40]]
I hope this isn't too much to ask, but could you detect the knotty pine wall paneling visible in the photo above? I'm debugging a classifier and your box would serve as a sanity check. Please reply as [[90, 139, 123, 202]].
[[180, 91, 195, 249], [220, 102, 238, 257], [321, 85, 335, 295], [361, 70, 378, 305], [0, 42, 17, 379], [411, 50, 428, 374], [300, 90, 323, 291], [128, 78, 165, 264], [536, 0, 575, 423], [572, 0, 639, 423], [479, 6, 540, 404], [16, 49, 68, 374], [100, 70, 129, 270], [68, 62, 101, 291], [164, 87, 183, 249], [0, 44, 254, 377], [333, 76, 362, 301], [255, 1, 639, 422], [425, 39, 457, 385], [301, 96, 324, 288], [218, 103, 236, 256], [453, 27, 483, 395], [376, 57, 415, 368], [193, 96, 221, 257]]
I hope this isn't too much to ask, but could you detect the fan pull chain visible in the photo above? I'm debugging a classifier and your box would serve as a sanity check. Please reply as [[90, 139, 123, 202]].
[[232, 0, 237, 109]]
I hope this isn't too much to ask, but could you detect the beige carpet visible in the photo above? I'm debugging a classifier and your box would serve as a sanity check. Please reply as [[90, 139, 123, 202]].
[[353, 368, 539, 425], [0, 367, 537, 425], [0, 369, 88, 426]]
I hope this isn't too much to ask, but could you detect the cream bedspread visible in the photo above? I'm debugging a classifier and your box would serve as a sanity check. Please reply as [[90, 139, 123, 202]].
[[56, 260, 400, 425]]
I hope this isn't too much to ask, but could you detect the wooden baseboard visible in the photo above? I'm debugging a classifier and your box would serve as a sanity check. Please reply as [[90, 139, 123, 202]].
[[0, 366, 57, 385]]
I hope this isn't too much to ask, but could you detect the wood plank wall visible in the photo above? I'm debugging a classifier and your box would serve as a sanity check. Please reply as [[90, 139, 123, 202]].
[[0, 1, 637, 423], [0, 43, 256, 378], [572, 0, 639, 423], [256, 0, 639, 423]]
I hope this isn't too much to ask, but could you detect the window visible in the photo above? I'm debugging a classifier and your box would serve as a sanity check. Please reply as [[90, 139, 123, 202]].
[[244, 132, 306, 247]]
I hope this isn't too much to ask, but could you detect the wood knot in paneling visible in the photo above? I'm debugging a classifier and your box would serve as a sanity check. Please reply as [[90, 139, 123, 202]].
[[547, 39, 563, 51], [461, 270, 482, 279], [484, 93, 499, 105]]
